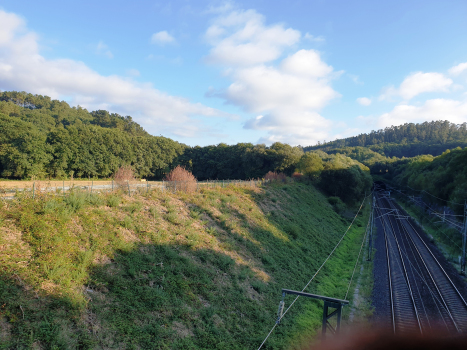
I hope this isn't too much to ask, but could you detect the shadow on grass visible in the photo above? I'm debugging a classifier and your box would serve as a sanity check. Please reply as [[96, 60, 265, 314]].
[[1, 182, 367, 350]]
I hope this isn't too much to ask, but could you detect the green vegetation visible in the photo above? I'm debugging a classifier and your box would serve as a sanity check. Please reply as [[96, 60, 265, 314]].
[[394, 193, 463, 270], [387, 147, 467, 215], [304, 120, 467, 158], [0, 91, 184, 179], [295, 151, 373, 205], [0, 182, 370, 349]]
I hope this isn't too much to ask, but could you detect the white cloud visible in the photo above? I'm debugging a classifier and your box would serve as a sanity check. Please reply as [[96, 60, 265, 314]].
[[151, 31, 175, 45], [304, 33, 325, 42], [357, 97, 371, 106], [96, 41, 113, 59], [0, 10, 230, 138], [377, 98, 467, 128], [379, 72, 452, 101], [205, 8, 340, 145], [205, 9, 300, 66], [449, 62, 467, 76], [224, 55, 338, 113]]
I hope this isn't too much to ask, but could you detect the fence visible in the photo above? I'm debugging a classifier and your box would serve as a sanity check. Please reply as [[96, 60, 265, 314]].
[[0, 179, 270, 201]]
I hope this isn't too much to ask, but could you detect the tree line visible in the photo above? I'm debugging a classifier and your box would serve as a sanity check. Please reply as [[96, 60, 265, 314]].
[[305, 120, 467, 158], [0, 91, 374, 204]]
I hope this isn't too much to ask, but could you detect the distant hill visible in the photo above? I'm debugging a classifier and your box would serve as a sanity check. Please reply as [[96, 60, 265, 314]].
[[304, 121, 467, 158]]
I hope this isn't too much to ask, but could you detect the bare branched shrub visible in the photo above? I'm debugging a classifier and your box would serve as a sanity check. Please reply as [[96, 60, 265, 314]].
[[292, 172, 304, 181], [264, 171, 287, 183], [114, 166, 135, 187], [164, 166, 197, 193]]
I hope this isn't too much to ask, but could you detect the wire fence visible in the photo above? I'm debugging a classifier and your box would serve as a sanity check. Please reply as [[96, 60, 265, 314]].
[[0, 179, 273, 200]]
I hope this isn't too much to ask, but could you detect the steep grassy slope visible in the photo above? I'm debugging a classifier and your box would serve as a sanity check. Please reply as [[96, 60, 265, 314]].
[[0, 183, 370, 349]]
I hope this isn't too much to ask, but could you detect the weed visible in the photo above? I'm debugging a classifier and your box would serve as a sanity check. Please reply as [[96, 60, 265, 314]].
[[106, 195, 121, 208], [125, 201, 143, 214], [64, 192, 87, 212], [189, 207, 202, 219], [164, 212, 183, 225], [205, 226, 217, 235], [149, 206, 159, 220], [121, 215, 134, 229], [87, 194, 104, 207]]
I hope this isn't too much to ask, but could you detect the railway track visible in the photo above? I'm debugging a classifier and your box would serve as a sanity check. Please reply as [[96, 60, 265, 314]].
[[374, 189, 467, 334]]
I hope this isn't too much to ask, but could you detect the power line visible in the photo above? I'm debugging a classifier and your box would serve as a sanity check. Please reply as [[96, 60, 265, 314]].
[[405, 185, 464, 206], [344, 208, 371, 300], [256, 194, 369, 350]]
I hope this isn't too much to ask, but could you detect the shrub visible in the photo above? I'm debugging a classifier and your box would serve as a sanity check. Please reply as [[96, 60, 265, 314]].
[[164, 166, 197, 193], [65, 192, 87, 212], [292, 172, 303, 180], [107, 195, 121, 208], [125, 201, 143, 214], [114, 165, 135, 187], [87, 194, 104, 206], [328, 196, 346, 214], [264, 171, 287, 183]]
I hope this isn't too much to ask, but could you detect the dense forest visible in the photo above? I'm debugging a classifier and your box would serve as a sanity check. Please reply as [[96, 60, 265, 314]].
[[301, 121, 467, 214], [305, 121, 467, 158], [0, 91, 186, 179], [381, 148, 467, 214]]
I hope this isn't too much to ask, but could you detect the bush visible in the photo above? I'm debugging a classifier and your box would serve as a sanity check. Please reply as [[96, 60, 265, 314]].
[[114, 165, 135, 187], [65, 192, 87, 212], [164, 166, 197, 193], [328, 196, 346, 214], [292, 172, 303, 181], [107, 195, 121, 208], [264, 171, 287, 183]]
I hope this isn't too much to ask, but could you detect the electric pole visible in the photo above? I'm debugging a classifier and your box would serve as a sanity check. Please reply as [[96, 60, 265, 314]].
[[461, 201, 466, 276]]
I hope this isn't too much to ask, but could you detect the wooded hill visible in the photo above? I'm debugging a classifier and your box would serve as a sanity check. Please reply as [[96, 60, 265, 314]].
[[0, 91, 185, 179], [301, 120, 467, 215], [304, 120, 467, 158]]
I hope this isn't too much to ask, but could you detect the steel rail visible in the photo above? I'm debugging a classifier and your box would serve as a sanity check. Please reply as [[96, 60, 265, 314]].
[[389, 198, 467, 332], [375, 195, 422, 334], [383, 195, 456, 332]]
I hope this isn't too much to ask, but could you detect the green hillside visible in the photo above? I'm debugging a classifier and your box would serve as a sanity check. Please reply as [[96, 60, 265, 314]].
[[304, 120, 467, 159], [0, 183, 370, 349]]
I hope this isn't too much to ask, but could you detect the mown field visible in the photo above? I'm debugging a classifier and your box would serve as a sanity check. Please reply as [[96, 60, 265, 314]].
[[0, 182, 371, 349]]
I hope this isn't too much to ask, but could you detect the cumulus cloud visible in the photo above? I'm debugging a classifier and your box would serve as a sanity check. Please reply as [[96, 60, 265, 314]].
[[96, 41, 113, 59], [379, 72, 453, 101], [205, 9, 300, 66], [377, 98, 467, 128], [205, 8, 340, 145], [151, 31, 175, 45], [357, 97, 371, 106], [449, 62, 467, 76], [0, 10, 230, 138]]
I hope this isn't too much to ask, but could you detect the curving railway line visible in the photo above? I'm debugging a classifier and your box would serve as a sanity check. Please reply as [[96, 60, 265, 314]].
[[374, 188, 467, 335]]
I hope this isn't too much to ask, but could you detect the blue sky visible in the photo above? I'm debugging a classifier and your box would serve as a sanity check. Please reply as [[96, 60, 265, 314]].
[[0, 0, 466, 146]]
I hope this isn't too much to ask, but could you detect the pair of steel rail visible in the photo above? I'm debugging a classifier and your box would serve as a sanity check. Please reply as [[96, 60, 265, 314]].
[[375, 191, 467, 334]]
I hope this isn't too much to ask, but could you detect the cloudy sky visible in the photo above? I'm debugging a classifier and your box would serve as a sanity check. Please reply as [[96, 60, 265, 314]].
[[0, 0, 466, 146]]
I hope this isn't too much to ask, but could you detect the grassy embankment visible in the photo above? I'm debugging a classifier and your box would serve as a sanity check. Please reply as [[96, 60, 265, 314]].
[[0, 182, 371, 349]]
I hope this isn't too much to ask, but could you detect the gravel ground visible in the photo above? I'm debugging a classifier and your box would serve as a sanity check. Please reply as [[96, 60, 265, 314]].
[[371, 211, 392, 329]]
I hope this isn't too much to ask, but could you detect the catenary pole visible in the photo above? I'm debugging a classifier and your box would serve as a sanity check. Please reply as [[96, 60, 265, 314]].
[[461, 201, 466, 275]]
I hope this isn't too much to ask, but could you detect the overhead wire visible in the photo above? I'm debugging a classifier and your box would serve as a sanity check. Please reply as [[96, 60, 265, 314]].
[[344, 202, 371, 300], [256, 193, 370, 350]]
